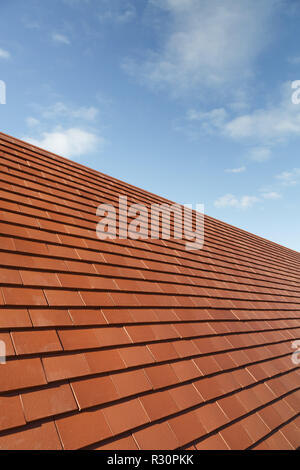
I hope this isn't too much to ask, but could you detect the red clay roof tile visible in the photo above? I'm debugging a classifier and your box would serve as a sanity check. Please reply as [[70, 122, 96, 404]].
[[0, 132, 299, 450]]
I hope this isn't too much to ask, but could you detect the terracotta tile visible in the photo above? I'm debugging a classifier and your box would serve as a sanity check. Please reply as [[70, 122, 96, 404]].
[[217, 395, 248, 421], [102, 308, 134, 324], [145, 364, 179, 389], [69, 308, 107, 325], [102, 398, 149, 435], [29, 308, 72, 327], [56, 409, 112, 449], [241, 413, 270, 442], [42, 353, 91, 381], [2, 132, 300, 452], [134, 422, 179, 450], [2, 287, 47, 306], [94, 326, 131, 347], [20, 270, 61, 287], [96, 436, 139, 450], [125, 324, 156, 342], [111, 369, 152, 398], [58, 328, 101, 350], [85, 349, 125, 374], [195, 434, 230, 450], [71, 376, 119, 409], [21, 383, 77, 421], [44, 289, 84, 307], [195, 402, 229, 433], [280, 422, 300, 449], [12, 329, 62, 355], [193, 355, 221, 375], [0, 357, 47, 392], [171, 360, 201, 382], [168, 410, 206, 446], [0, 421, 62, 450], [220, 422, 253, 450], [0, 395, 26, 431], [140, 390, 179, 421], [0, 308, 31, 328], [0, 267, 22, 284], [172, 339, 200, 358], [147, 342, 179, 361], [0, 332, 15, 356], [194, 376, 224, 401], [169, 384, 203, 410], [119, 345, 154, 367], [261, 430, 294, 450]]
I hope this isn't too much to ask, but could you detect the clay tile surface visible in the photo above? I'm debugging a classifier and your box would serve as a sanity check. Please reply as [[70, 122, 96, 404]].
[[0, 131, 299, 450]]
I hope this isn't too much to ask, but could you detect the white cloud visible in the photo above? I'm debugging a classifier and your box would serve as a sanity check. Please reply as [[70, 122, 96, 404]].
[[41, 102, 98, 121], [183, 82, 300, 147], [0, 48, 10, 60], [98, 1, 136, 23], [124, 0, 279, 94], [262, 191, 282, 199], [186, 108, 228, 133], [52, 33, 71, 45], [225, 166, 246, 174], [214, 193, 260, 209], [248, 146, 272, 162], [26, 117, 40, 127], [24, 128, 101, 158], [276, 168, 300, 186]]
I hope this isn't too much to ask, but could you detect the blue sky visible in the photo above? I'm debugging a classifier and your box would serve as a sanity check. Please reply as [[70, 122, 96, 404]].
[[1, 0, 300, 251]]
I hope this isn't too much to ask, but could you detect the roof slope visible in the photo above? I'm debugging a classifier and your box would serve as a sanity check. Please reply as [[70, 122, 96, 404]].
[[0, 131, 299, 450]]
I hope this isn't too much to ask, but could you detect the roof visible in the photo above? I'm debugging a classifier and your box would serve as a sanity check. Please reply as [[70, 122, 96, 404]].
[[0, 130, 299, 450]]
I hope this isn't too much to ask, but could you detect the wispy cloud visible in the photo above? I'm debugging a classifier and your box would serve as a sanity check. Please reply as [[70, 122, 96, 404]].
[[24, 128, 102, 158], [26, 117, 40, 127], [214, 193, 260, 209], [41, 102, 98, 121], [276, 168, 300, 186], [123, 0, 279, 95], [262, 191, 282, 199], [0, 48, 10, 60], [248, 146, 271, 162], [225, 166, 246, 174], [52, 33, 71, 45], [98, 1, 136, 23], [179, 82, 300, 150]]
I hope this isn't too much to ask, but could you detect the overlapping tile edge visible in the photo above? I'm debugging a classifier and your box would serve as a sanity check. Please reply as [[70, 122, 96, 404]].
[[0, 131, 299, 450]]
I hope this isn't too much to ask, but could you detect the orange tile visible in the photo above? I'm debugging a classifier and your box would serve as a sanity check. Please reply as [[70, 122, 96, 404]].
[[140, 390, 179, 421], [96, 436, 139, 450], [0, 421, 62, 450], [71, 376, 119, 409], [2, 287, 47, 305], [102, 398, 150, 435], [0, 308, 31, 328], [111, 369, 152, 398], [21, 383, 77, 421], [0, 357, 47, 392], [56, 409, 112, 449], [0, 395, 26, 431], [134, 422, 179, 450], [29, 308, 72, 326], [168, 410, 206, 447], [145, 364, 179, 389], [44, 289, 85, 307], [42, 353, 91, 381], [12, 329, 62, 355], [195, 434, 229, 450]]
